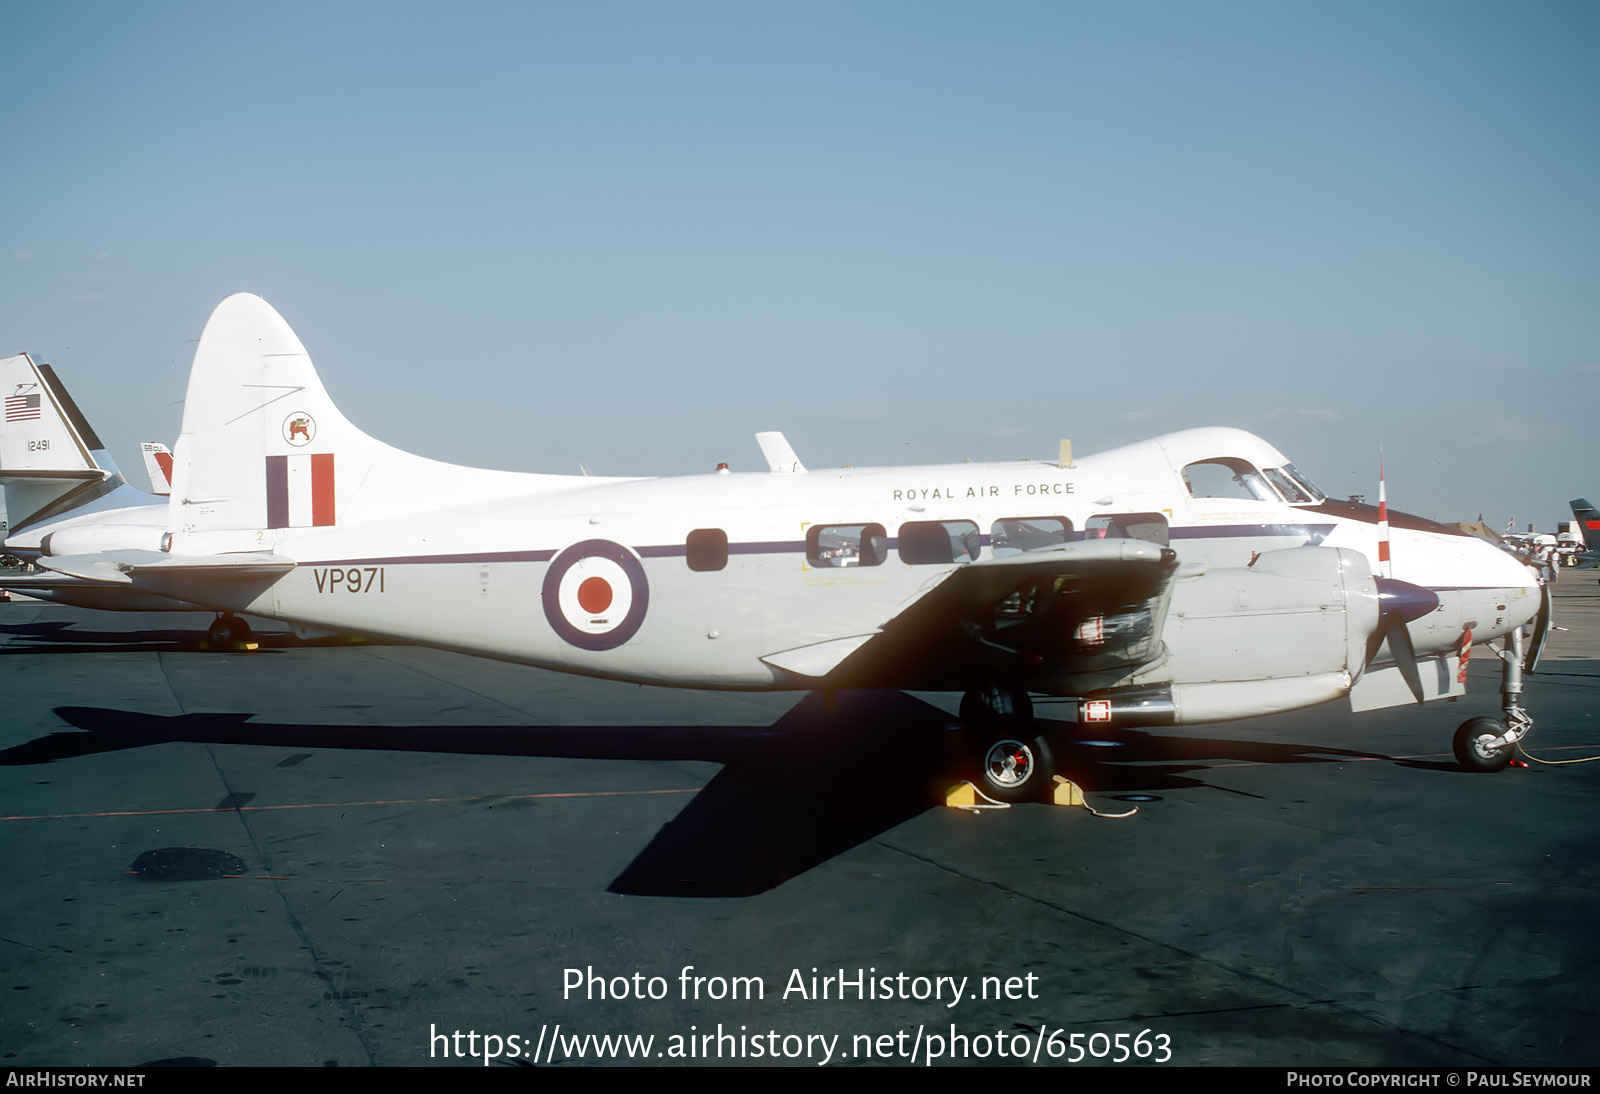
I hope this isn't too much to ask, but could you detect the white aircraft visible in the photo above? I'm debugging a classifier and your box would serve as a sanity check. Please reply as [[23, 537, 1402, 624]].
[[3, 294, 1551, 797], [0, 356, 257, 641]]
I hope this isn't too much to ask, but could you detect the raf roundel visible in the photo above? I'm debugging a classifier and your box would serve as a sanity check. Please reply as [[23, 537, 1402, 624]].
[[541, 540, 650, 651]]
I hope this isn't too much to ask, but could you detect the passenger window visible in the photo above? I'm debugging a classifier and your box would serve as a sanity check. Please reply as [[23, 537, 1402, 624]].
[[807, 523, 887, 568], [1182, 458, 1276, 502], [1086, 512, 1170, 546], [898, 520, 981, 565], [686, 528, 728, 572], [990, 516, 1072, 557]]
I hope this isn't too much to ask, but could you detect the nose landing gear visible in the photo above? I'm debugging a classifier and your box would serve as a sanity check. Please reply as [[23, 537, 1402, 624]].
[[1453, 625, 1534, 773]]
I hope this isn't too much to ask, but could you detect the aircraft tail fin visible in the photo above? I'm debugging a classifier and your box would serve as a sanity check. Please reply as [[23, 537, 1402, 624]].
[[1570, 498, 1600, 551], [0, 353, 128, 533], [170, 294, 574, 545], [171, 294, 390, 539], [140, 443, 173, 495]]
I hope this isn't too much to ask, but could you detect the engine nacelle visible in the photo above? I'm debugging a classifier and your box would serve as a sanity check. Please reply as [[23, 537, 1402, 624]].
[[1164, 545, 1379, 683], [1081, 546, 1380, 726]]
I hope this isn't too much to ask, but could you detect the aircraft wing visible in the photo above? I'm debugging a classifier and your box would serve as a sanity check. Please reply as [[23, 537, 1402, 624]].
[[764, 539, 1180, 690]]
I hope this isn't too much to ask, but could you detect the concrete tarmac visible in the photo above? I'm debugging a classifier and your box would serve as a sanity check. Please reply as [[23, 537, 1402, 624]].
[[0, 581, 1596, 1067]]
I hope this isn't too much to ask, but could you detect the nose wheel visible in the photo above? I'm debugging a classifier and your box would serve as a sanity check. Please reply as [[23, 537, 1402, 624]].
[[1453, 716, 1513, 772], [1453, 624, 1536, 773]]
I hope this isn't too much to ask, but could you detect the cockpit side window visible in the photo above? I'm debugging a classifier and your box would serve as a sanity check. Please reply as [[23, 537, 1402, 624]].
[[1262, 467, 1313, 504], [1267, 467, 1331, 508], [1181, 458, 1277, 502]]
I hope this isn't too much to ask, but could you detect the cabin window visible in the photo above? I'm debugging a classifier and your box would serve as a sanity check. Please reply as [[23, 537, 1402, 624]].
[[686, 528, 728, 572], [1181, 458, 1276, 502], [898, 519, 981, 564], [1085, 512, 1169, 546], [807, 523, 887, 568], [990, 516, 1072, 557]]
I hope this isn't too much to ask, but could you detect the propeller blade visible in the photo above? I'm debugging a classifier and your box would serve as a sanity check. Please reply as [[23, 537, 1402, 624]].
[[1361, 590, 1426, 703], [1383, 612, 1425, 703], [1523, 582, 1553, 673]]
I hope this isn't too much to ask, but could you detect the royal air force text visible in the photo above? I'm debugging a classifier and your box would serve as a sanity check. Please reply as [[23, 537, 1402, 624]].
[[890, 482, 1075, 502]]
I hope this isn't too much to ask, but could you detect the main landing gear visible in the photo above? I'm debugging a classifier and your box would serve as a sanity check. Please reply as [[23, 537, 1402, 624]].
[[960, 685, 1054, 803], [1452, 626, 1533, 773], [207, 613, 253, 648]]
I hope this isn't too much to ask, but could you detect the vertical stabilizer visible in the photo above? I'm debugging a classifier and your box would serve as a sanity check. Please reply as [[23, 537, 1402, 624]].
[[1570, 499, 1600, 552], [0, 353, 122, 532], [141, 443, 173, 495], [172, 294, 382, 538], [170, 293, 576, 547]]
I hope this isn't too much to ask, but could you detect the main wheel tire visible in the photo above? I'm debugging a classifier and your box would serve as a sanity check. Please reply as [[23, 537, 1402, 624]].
[[208, 615, 252, 647], [1453, 716, 1512, 773], [971, 730, 1055, 804]]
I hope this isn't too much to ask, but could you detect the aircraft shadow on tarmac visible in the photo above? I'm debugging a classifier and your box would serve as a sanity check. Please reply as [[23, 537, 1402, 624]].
[[6, 693, 1394, 896], [0, 618, 385, 653]]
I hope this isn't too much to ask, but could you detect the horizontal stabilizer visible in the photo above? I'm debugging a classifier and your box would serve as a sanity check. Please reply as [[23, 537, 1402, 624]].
[[0, 468, 106, 482], [0, 571, 210, 611], [40, 550, 295, 586]]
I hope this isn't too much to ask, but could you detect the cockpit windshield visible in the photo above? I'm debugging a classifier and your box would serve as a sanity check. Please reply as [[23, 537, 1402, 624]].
[[1263, 464, 1326, 505]]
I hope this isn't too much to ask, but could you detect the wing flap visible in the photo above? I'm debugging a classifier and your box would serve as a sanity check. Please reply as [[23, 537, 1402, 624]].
[[759, 634, 877, 678]]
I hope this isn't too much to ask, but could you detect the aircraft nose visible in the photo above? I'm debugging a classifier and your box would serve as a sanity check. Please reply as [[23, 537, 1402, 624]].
[[1394, 524, 1542, 626], [1478, 537, 1543, 622]]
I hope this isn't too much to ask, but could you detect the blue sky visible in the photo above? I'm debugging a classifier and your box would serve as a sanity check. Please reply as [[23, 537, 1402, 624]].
[[3, 1, 1596, 530]]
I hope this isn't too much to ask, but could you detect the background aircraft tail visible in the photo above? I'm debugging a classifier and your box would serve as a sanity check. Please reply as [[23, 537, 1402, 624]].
[[1570, 499, 1600, 551], [0, 352, 129, 535], [140, 442, 173, 495], [170, 293, 576, 544]]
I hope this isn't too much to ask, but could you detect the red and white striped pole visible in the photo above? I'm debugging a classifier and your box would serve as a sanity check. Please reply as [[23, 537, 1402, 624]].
[[1377, 451, 1391, 579]]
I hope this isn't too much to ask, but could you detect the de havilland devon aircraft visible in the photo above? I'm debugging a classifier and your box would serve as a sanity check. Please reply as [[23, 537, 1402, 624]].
[[1, 294, 1552, 800]]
